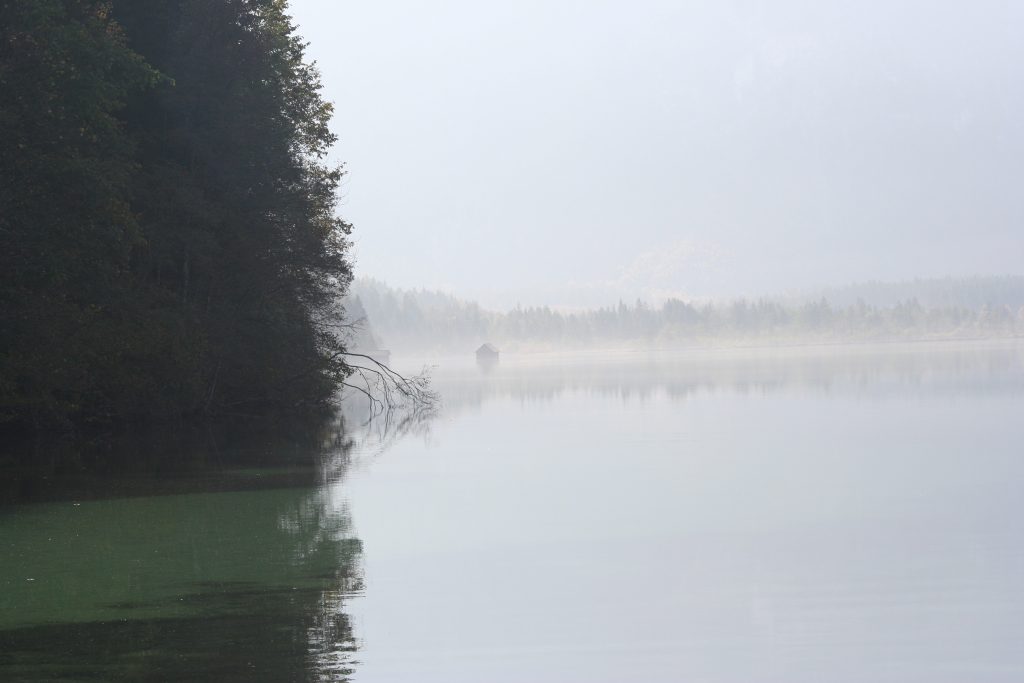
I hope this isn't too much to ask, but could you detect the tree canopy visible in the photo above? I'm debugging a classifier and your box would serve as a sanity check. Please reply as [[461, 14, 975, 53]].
[[0, 0, 353, 429]]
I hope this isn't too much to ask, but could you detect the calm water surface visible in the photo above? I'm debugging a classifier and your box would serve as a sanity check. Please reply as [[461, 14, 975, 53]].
[[2, 342, 1024, 681]]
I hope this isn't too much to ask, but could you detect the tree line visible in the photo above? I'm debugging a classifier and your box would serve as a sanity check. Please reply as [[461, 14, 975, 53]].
[[1, 0, 352, 430], [349, 277, 1024, 352]]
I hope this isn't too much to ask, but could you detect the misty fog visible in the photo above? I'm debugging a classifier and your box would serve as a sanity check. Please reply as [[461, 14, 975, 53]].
[[344, 275, 1024, 354], [292, 0, 1024, 309]]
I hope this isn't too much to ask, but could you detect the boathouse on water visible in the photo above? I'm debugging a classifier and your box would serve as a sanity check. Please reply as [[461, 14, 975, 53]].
[[475, 343, 499, 361]]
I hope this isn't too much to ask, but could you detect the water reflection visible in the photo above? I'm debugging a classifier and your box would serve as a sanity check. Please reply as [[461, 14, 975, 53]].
[[0, 419, 363, 682], [475, 354, 500, 374], [3, 341, 1023, 681], [430, 341, 1024, 411], [340, 340, 1024, 682]]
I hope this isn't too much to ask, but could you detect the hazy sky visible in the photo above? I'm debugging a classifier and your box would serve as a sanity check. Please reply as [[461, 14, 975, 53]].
[[289, 0, 1024, 309]]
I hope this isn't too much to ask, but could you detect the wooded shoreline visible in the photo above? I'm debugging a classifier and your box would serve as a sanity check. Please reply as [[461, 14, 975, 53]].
[[1, 1, 354, 432]]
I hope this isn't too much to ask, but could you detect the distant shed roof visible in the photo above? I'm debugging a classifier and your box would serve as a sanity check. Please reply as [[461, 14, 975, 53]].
[[476, 343, 499, 355]]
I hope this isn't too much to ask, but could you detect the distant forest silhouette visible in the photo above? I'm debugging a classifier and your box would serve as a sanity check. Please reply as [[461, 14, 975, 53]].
[[348, 276, 1024, 353]]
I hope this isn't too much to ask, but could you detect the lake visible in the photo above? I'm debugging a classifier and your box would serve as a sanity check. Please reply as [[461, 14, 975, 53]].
[[2, 341, 1024, 681]]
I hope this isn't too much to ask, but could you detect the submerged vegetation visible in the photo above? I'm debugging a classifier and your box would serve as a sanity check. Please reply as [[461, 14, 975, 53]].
[[1, 0, 353, 430]]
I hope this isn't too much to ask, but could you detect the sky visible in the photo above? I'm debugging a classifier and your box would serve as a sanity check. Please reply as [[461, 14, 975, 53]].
[[288, 0, 1024, 310]]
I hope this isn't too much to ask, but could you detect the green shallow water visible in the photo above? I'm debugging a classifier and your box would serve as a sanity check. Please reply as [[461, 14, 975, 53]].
[[0, 425, 363, 682], [1, 488, 359, 629]]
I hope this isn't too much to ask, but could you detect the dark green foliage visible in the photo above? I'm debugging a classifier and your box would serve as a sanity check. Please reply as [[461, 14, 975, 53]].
[[1, 0, 162, 426], [0, 0, 352, 429]]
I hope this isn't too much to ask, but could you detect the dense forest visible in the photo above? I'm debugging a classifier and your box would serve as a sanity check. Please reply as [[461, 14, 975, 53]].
[[350, 277, 1024, 353], [0, 0, 352, 430]]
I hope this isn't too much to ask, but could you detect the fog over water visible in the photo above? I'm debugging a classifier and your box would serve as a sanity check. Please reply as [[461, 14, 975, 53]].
[[338, 341, 1024, 682], [4, 340, 1022, 681], [291, 0, 1024, 309]]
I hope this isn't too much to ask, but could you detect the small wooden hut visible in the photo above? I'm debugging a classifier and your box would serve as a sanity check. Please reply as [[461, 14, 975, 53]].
[[475, 343, 499, 362]]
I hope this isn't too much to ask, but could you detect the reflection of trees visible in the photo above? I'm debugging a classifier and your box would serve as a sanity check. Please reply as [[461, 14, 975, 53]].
[[281, 418, 366, 682], [307, 588, 359, 681], [0, 417, 369, 682], [430, 344, 1024, 415]]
